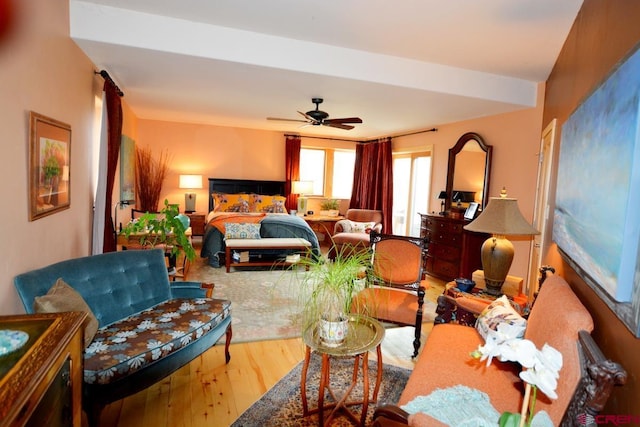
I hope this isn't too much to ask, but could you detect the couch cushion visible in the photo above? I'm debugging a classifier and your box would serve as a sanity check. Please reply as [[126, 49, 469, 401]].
[[83, 298, 231, 385], [398, 324, 522, 414], [34, 278, 99, 347]]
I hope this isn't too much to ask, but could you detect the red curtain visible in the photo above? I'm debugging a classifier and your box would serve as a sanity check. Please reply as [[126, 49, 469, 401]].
[[102, 81, 123, 252], [350, 137, 393, 233], [284, 135, 301, 211]]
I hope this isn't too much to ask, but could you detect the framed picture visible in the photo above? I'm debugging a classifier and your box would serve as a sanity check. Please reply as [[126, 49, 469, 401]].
[[554, 41, 640, 337], [29, 111, 71, 221], [464, 202, 479, 220]]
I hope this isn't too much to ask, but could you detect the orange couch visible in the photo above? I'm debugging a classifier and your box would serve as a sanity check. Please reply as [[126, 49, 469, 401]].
[[373, 273, 627, 426]]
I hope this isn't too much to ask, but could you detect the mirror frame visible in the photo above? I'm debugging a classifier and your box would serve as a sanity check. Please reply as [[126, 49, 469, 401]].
[[445, 132, 493, 212]]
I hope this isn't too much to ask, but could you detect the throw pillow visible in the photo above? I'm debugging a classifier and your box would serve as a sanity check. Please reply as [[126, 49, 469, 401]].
[[475, 295, 527, 342], [349, 220, 376, 233], [249, 194, 288, 213], [34, 278, 99, 348], [212, 193, 250, 212], [225, 222, 261, 239]]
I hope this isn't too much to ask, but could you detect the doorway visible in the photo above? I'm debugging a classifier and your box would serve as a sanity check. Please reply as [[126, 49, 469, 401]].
[[527, 119, 556, 298]]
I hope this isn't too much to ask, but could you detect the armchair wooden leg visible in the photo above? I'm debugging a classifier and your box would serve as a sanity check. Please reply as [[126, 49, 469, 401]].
[[412, 287, 426, 358]]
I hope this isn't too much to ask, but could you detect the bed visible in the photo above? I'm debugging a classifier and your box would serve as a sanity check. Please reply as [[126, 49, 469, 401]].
[[200, 178, 321, 267]]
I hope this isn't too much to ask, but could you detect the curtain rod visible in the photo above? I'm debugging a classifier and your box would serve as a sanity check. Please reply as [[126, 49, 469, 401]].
[[95, 70, 124, 97], [285, 127, 437, 143]]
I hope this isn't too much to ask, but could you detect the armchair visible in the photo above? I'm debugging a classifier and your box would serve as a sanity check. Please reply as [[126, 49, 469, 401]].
[[327, 208, 383, 260], [352, 231, 429, 358]]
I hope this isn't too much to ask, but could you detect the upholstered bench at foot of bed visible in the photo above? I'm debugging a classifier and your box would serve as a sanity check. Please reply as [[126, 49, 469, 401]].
[[225, 237, 312, 272]]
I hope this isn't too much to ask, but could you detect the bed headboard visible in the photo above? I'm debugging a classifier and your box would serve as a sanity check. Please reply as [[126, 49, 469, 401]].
[[208, 178, 286, 212]]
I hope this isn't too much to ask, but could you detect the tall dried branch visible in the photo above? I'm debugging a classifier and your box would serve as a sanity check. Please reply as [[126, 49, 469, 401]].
[[135, 146, 170, 212]]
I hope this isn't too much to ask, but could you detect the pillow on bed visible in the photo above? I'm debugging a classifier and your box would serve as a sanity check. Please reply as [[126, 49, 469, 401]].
[[224, 222, 261, 239], [249, 194, 287, 213], [212, 193, 250, 212]]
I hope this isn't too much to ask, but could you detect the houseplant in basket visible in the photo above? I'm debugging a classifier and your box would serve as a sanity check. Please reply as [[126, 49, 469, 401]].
[[120, 199, 196, 263], [319, 199, 341, 217], [293, 246, 374, 347]]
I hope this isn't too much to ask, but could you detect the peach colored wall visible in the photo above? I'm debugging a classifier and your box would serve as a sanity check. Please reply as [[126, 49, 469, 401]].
[[0, 0, 101, 314], [541, 0, 640, 414], [135, 120, 285, 215], [393, 84, 545, 283]]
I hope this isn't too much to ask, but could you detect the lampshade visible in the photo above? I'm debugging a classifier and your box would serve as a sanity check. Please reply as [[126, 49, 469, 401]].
[[437, 191, 447, 199], [292, 180, 313, 195], [179, 174, 203, 189], [464, 194, 538, 296], [464, 197, 539, 236]]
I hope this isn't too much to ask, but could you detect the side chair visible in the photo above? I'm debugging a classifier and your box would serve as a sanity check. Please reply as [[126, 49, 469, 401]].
[[352, 231, 429, 358]]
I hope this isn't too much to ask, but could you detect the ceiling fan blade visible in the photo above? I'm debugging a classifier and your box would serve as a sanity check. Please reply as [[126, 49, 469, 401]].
[[324, 117, 363, 124], [267, 117, 309, 123], [323, 122, 355, 130], [298, 111, 319, 123]]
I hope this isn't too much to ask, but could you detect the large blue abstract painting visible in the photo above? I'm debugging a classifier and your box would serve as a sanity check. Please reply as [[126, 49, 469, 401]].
[[554, 45, 640, 302]]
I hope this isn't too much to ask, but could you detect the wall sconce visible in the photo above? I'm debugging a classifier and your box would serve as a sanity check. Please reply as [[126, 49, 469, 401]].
[[438, 191, 447, 215], [463, 189, 539, 296], [291, 180, 313, 215], [179, 174, 203, 213]]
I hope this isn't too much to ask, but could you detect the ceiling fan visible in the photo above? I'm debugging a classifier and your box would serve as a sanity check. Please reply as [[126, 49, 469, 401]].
[[267, 98, 362, 130]]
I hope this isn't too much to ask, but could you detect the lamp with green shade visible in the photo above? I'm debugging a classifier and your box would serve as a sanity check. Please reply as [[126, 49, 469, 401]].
[[463, 189, 539, 296]]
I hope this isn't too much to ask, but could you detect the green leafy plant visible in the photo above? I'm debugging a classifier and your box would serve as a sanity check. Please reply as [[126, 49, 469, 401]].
[[320, 199, 340, 211], [120, 199, 196, 262], [292, 245, 375, 337]]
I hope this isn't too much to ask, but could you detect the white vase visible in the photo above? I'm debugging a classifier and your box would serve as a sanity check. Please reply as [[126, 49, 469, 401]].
[[318, 316, 348, 347]]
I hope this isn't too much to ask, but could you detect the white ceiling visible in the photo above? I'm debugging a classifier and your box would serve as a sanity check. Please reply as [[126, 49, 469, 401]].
[[70, 0, 583, 140]]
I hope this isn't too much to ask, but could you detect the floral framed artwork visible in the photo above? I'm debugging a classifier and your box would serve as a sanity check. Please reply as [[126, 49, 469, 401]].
[[29, 111, 71, 221]]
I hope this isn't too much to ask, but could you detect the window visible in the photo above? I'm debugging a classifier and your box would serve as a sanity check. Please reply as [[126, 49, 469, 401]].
[[392, 152, 431, 236], [299, 148, 355, 198]]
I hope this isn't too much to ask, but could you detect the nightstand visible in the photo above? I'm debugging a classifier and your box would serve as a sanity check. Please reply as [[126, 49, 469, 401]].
[[185, 212, 206, 236]]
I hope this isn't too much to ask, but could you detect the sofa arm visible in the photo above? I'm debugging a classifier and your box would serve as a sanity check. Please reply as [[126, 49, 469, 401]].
[[170, 281, 215, 298]]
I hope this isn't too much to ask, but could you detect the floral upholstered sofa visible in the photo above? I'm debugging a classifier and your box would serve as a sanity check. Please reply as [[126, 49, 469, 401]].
[[14, 249, 232, 426], [372, 270, 626, 427]]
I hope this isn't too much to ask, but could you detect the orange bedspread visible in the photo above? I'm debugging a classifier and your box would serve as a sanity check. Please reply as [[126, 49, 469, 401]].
[[208, 213, 266, 234]]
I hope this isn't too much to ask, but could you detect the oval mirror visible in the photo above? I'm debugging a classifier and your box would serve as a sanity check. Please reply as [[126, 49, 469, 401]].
[[444, 132, 492, 213]]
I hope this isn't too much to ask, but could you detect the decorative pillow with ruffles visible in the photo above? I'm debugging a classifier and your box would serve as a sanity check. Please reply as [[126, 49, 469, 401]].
[[475, 295, 527, 341]]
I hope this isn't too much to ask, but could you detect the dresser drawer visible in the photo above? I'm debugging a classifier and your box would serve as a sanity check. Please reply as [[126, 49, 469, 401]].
[[426, 217, 463, 235], [426, 229, 462, 247], [432, 258, 459, 280], [429, 242, 461, 262]]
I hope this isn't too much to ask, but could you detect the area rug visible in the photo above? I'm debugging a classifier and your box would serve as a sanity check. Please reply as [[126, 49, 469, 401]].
[[231, 351, 411, 426], [188, 255, 438, 344]]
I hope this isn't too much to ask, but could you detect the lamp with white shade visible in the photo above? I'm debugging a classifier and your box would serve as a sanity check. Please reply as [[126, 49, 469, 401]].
[[291, 180, 313, 215], [463, 188, 539, 296], [179, 174, 203, 213]]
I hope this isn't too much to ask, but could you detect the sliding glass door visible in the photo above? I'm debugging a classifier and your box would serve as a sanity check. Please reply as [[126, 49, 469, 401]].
[[392, 152, 431, 236]]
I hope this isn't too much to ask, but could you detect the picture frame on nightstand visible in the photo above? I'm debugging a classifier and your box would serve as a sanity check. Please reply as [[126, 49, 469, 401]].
[[464, 202, 479, 220]]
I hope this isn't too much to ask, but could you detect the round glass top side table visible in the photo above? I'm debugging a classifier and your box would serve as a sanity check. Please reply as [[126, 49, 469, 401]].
[[300, 314, 385, 426]]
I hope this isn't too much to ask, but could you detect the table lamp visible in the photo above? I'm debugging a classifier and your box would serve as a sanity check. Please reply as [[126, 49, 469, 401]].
[[292, 180, 313, 215], [463, 188, 539, 296], [179, 174, 202, 213], [437, 191, 447, 215]]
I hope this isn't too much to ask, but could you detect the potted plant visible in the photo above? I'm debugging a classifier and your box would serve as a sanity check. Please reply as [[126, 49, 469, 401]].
[[319, 199, 340, 217], [120, 199, 196, 264], [293, 246, 374, 347]]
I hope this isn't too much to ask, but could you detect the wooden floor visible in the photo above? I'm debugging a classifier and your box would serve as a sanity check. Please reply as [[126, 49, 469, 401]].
[[96, 252, 446, 426]]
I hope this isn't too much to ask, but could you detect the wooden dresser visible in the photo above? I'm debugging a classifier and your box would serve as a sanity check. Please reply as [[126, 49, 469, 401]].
[[419, 213, 488, 281], [0, 312, 85, 427]]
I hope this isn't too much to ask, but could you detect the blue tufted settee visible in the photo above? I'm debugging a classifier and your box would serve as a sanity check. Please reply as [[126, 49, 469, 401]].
[[14, 249, 232, 427]]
